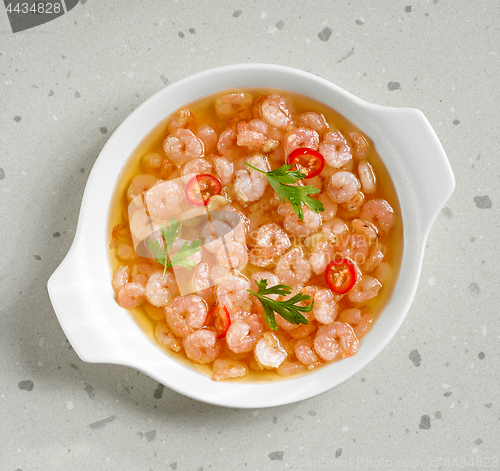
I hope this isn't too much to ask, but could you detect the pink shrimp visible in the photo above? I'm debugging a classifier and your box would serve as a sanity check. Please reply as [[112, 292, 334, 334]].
[[295, 338, 322, 368], [337, 308, 374, 339], [145, 270, 178, 307], [112, 266, 130, 293], [144, 180, 184, 219], [180, 157, 213, 177], [259, 94, 294, 130], [226, 314, 264, 354], [212, 358, 249, 381], [281, 203, 322, 238], [192, 262, 215, 304], [154, 323, 182, 352], [313, 322, 359, 361], [131, 263, 158, 285], [117, 282, 145, 309], [183, 329, 221, 364], [275, 247, 312, 286], [326, 171, 361, 204], [236, 121, 267, 149], [217, 125, 237, 155], [215, 92, 253, 120], [196, 124, 218, 154], [346, 131, 369, 159], [360, 199, 395, 235], [317, 193, 338, 222], [233, 154, 270, 204], [313, 288, 339, 324], [249, 223, 291, 268], [212, 156, 234, 186], [322, 218, 349, 244], [364, 243, 387, 272], [298, 112, 329, 135], [215, 275, 251, 315], [141, 152, 175, 180], [277, 361, 307, 376], [283, 127, 320, 156], [126, 174, 158, 203], [348, 276, 382, 304], [254, 332, 288, 368], [308, 241, 334, 275], [163, 128, 205, 168], [358, 160, 377, 194], [217, 240, 248, 271], [167, 108, 196, 134], [165, 294, 209, 338], [319, 131, 352, 169]]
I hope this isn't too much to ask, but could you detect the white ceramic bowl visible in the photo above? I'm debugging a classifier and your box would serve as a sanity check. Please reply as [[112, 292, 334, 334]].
[[47, 64, 454, 408]]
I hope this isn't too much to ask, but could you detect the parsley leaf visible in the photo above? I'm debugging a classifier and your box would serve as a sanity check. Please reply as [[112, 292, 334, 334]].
[[244, 163, 324, 220], [247, 279, 313, 331], [145, 217, 202, 279]]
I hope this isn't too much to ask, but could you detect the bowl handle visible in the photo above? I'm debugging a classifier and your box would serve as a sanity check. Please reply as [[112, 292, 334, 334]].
[[47, 244, 135, 365], [370, 107, 455, 231]]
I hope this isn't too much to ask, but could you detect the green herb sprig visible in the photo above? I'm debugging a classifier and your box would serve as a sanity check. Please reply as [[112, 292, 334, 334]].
[[146, 218, 202, 279], [248, 279, 313, 330], [244, 163, 324, 221]]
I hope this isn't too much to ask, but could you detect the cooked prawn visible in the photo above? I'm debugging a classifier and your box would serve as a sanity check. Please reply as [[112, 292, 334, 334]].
[[360, 199, 395, 235], [281, 203, 322, 238], [215, 92, 253, 120], [165, 294, 208, 338], [297, 112, 329, 135], [236, 121, 267, 149], [283, 127, 320, 156], [358, 160, 376, 194], [364, 243, 387, 272], [347, 276, 382, 304], [226, 314, 264, 354], [337, 308, 374, 339], [212, 358, 248, 380], [217, 240, 248, 271], [254, 332, 288, 368], [346, 131, 369, 159], [180, 157, 213, 177], [126, 174, 158, 203], [308, 241, 334, 275], [313, 288, 339, 324], [154, 323, 182, 352], [319, 131, 352, 169], [313, 321, 359, 361], [141, 153, 174, 180], [117, 282, 145, 309], [167, 108, 196, 134], [183, 329, 221, 364], [233, 154, 270, 204], [196, 124, 218, 154], [295, 338, 322, 368], [275, 247, 312, 286], [215, 275, 251, 315], [163, 128, 205, 168], [259, 94, 294, 130], [145, 270, 178, 307], [249, 223, 291, 268], [317, 193, 338, 222], [326, 171, 361, 204], [212, 156, 234, 186], [144, 180, 184, 219], [112, 265, 130, 293]]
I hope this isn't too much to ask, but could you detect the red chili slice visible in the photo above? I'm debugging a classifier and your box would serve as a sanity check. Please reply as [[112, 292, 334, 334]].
[[184, 174, 222, 206], [325, 258, 357, 295], [206, 305, 231, 339], [287, 147, 325, 178]]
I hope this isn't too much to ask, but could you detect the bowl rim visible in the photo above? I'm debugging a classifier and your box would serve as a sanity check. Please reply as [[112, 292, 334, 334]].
[[48, 63, 455, 408]]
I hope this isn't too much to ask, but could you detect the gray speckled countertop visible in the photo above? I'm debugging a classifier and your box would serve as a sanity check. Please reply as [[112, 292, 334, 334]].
[[1, 1, 499, 470]]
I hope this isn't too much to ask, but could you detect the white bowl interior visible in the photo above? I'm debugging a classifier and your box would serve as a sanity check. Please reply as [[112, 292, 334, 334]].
[[48, 64, 454, 408]]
